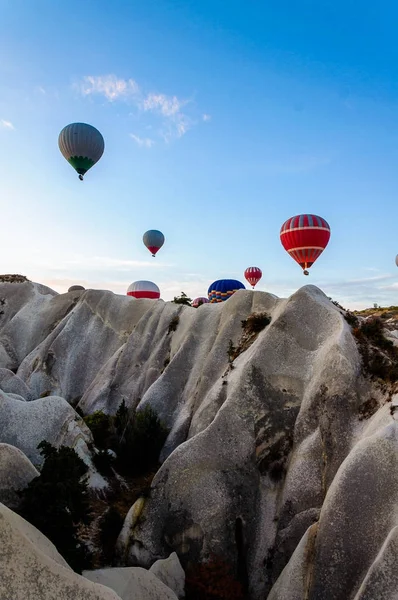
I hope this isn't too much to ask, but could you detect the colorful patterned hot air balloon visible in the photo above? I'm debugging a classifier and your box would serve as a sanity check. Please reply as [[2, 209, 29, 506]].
[[280, 214, 330, 275], [192, 297, 209, 308], [208, 279, 245, 303], [127, 280, 160, 299], [143, 230, 165, 257], [244, 267, 262, 289], [58, 123, 104, 180]]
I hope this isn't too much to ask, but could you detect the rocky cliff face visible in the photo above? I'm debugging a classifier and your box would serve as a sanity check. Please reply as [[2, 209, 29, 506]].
[[0, 279, 396, 599]]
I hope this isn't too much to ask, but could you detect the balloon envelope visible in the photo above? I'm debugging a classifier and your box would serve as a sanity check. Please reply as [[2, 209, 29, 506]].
[[395, 255, 398, 267], [208, 279, 245, 303], [192, 297, 209, 308], [280, 214, 330, 273], [58, 123, 104, 180], [127, 280, 160, 299], [143, 230, 165, 257], [244, 267, 262, 288]]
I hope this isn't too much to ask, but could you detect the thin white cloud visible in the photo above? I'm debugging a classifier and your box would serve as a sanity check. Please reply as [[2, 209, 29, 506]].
[[130, 134, 155, 148], [0, 119, 14, 130], [202, 114, 211, 122], [77, 74, 201, 142], [142, 93, 185, 117], [79, 74, 140, 101]]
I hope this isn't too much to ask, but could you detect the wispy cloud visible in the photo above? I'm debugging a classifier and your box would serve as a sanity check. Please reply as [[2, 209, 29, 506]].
[[80, 74, 140, 101], [130, 134, 155, 148], [202, 114, 211, 122], [77, 74, 203, 142], [0, 119, 14, 130]]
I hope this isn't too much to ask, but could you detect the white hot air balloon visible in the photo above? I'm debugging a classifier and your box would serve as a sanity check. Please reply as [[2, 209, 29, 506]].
[[58, 122, 105, 180], [127, 280, 160, 299]]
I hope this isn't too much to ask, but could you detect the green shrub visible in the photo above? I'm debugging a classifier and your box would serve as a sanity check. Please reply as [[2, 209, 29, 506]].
[[17, 441, 92, 573], [92, 449, 115, 476], [116, 406, 169, 476], [83, 411, 112, 449], [114, 399, 129, 439], [172, 291, 192, 306]]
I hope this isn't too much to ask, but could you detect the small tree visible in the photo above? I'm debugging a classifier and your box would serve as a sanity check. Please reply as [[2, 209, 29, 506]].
[[83, 411, 112, 449], [116, 406, 169, 476], [17, 441, 92, 573], [114, 398, 129, 439], [173, 291, 192, 306]]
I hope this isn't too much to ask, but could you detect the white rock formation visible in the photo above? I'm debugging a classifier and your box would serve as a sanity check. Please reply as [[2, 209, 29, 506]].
[[0, 391, 92, 467], [0, 443, 39, 509], [0, 503, 122, 599], [0, 368, 33, 400], [149, 552, 185, 598], [83, 567, 179, 600], [1, 280, 397, 599], [0, 390, 106, 488]]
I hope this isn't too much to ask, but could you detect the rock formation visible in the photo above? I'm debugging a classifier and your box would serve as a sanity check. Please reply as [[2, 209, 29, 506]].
[[1, 277, 397, 599]]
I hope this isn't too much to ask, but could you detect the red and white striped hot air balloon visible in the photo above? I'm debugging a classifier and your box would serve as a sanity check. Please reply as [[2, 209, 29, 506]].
[[244, 267, 262, 289], [127, 280, 160, 299], [280, 214, 331, 275]]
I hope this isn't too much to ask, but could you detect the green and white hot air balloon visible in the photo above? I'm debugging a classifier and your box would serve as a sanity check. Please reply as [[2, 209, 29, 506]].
[[58, 122, 105, 180]]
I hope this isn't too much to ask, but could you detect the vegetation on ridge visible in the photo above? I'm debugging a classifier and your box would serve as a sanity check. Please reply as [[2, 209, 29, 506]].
[[173, 291, 192, 306], [0, 274, 29, 283]]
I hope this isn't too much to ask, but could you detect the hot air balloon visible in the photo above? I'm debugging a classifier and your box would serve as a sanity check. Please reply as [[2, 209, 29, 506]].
[[58, 123, 104, 180], [143, 230, 165, 257], [68, 285, 85, 292], [395, 255, 398, 267], [280, 214, 330, 275], [208, 279, 245, 303], [192, 297, 209, 308], [127, 281, 160, 299], [244, 267, 262, 289]]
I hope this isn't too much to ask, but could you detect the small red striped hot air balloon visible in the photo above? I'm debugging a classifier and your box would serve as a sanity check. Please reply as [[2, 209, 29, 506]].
[[280, 214, 330, 275], [244, 267, 262, 289]]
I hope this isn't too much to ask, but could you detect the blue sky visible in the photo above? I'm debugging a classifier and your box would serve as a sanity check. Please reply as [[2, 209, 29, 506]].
[[1, 0, 398, 308]]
